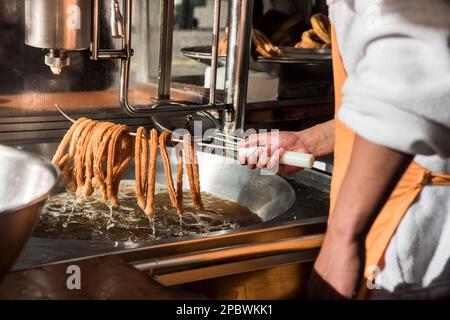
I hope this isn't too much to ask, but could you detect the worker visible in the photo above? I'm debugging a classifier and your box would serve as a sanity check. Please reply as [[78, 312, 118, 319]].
[[239, 0, 450, 299]]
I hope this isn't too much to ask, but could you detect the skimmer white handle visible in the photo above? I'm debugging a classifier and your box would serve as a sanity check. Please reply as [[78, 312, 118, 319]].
[[239, 147, 315, 169]]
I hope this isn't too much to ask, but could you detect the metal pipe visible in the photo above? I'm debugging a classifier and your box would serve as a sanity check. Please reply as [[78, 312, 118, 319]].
[[91, 0, 100, 60], [225, 0, 253, 130], [132, 234, 324, 274], [209, 0, 221, 105], [110, 0, 125, 38], [117, 0, 219, 115], [96, 49, 128, 59], [91, 0, 217, 116], [92, 0, 127, 60], [157, 0, 175, 100]]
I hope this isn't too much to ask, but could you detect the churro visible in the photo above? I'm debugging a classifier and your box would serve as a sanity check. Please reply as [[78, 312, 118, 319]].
[[135, 127, 147, 210], [144, 129, 158, 219], [183, 133, 203, 210], [159, 131, 182, 215]]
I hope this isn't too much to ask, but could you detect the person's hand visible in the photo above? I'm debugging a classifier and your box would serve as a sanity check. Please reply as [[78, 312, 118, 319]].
[[237, 131, 309, 175], [307, 229, 364, 299], [237, 120, 335, 175]]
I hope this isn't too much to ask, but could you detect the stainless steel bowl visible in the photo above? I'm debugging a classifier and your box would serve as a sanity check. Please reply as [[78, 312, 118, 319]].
[[0, 145, 58, 280]]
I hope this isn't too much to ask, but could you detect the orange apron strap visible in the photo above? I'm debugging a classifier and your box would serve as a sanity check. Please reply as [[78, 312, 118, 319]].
[[364, 165, 450, 272], [358, 164, 450, 299], [430, 173, 450, 185]]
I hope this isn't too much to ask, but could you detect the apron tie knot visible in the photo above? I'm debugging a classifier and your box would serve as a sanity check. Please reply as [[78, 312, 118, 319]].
[[419, 170, 432, 187]]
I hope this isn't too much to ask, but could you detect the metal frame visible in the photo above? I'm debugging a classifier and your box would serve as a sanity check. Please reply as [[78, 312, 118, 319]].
[[157, 0, 174, 100], [0, 0, 255, 141], [90, 0, 227, 116], [91, 0, 253, 125], [224, 0, 253, 130], [16, 219, 326, 274], [209, 0, 222, 105]]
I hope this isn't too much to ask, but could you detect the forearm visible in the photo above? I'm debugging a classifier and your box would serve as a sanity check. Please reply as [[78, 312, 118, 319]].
[[328, 135, 413, 243], [299, 119, 335, 158]]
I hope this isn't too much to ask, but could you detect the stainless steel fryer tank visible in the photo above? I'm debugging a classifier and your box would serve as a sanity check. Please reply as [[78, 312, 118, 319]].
[[12, 143, 328, 299], [30, 144, 296, 243]]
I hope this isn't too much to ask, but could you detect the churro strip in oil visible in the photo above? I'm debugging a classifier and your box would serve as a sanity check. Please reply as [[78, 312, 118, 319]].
[[159, 131, 182, 215], [111, 133, 133, 206], [66, 119, 94, 192], [175, 141, 184, 215], [106, 125, 129, 206], [140, 130, 149, 194], [134, 128, 149, 210], [84, 122, 114, 197], [75, 121, 99, 194], [93, 124, 117, 199], [190, 138, 204, 210], [183, 133, 203, 210], [135, 127, 147, 210], [183, 133, 196, 207], [145, 129, 158, 219]]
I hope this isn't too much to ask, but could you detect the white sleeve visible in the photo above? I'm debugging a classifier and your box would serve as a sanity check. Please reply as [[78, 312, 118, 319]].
[[337, 0, 450, 157]]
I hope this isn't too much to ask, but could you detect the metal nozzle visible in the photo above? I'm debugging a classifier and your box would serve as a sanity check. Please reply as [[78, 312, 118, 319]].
[[45, 50, 70, 75], [111, 0, 125, 38]]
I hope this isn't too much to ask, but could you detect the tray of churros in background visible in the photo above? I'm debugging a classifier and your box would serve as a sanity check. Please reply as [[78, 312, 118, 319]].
[[182, 13, 332, 63], [181, 13, 333, 99]]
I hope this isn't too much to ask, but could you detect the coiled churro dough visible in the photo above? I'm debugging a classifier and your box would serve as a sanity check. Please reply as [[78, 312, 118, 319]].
[[53, 121, 205, 220]]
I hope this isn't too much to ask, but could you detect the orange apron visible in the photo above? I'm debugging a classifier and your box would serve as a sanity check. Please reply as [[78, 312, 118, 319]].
[[330, 29, 450, 299]]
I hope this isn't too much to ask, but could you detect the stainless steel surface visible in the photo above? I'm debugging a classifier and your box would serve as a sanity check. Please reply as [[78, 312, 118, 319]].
[[150, 108, 221, 134], [1, 0, 332, 142], [24, 0, 92, 50], [0, 0, 143, 115], [56, 102, 220, 142], [10, 141, 330, 272], [117, 0, 218, 116], [225, 0, 253, 130], [209, 0, 222, 105], [51, 143, 297, 224], [26, 0, 218, 119], [91, 0, 128, 60], [117, 34, 140, 115], [0, 145, 58, 279], [133, 234, 323, 274], [0, 0, 228, 145], [157, 0, 175, 100], [24, 0, 92, 73], [0, 116, 152, 145], [44, 50, 71, 75]]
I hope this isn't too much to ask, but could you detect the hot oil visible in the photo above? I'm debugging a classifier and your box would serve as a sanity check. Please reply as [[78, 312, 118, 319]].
[[33, 184, 262, 242]]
